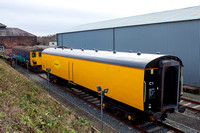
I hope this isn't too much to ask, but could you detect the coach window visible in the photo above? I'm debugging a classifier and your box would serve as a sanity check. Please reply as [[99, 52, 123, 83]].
[[39, 52, 42, 57], [32, 52, 36, 57]]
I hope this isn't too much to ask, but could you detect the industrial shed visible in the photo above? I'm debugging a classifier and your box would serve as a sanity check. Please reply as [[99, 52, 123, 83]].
[[57, 6, 200, 87], [0, 23, 37, 55]]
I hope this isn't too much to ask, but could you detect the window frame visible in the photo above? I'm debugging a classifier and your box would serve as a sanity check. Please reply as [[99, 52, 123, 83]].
[[39, 52, 42, 57], [32, 52, 36, 57]]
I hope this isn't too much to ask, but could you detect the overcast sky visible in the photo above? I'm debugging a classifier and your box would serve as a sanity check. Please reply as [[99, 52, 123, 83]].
[[1, 0, 200, 36]]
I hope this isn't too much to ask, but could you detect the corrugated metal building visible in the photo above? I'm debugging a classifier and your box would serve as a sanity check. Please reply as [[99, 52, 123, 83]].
[[57, 6, 200, 87], [0, 23, 37, 55]]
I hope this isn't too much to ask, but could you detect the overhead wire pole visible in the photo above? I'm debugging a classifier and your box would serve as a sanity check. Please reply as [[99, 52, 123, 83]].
[[97, 86, 109, 133]]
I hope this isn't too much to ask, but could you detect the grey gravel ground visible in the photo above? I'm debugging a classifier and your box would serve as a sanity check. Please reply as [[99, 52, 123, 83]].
[[14, 65, 200, 133], [167, 112, 200, 132], [184, 109, 200, 120], [164, 119, 199, 133]]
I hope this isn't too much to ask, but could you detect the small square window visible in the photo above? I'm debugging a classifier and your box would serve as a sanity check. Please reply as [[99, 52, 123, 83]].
[[39, 52, 42, 57], [32, 52, 36, 57]]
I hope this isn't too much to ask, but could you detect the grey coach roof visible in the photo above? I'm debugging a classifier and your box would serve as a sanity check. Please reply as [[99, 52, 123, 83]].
[[61, 6, 200, 33], [42, 48, 182, 69]]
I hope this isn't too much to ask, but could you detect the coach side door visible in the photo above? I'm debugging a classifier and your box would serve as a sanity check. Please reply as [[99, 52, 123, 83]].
[[68, 59, 74, 82]]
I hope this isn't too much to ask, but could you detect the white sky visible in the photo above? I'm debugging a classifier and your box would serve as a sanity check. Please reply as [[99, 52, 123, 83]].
[[1, 0, 200, 36]]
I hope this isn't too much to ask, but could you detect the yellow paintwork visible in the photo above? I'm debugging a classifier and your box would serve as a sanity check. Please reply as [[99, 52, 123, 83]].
[[30, 51, 42, 66], [42, 54, 145, 111], [103, 103, 105, 108], [128, 115, 132, 121], [180, 67, 183, 95]]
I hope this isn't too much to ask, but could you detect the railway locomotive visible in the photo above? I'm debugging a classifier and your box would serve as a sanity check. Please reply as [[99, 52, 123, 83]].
[[12, 46, 54, 71], [41, 47, 185, 120]]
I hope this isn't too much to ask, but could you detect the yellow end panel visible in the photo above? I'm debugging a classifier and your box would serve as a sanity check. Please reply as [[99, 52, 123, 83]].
[[42, 54, 145, 111], [30, 52, 43, 66]]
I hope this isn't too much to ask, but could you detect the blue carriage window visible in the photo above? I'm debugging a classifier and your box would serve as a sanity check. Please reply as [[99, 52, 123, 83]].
[[39, 52, 42, 57], [32, 52, 36, 57]]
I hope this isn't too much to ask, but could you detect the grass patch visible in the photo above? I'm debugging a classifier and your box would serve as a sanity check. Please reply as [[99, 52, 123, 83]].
[[0, 59, 94, 132]]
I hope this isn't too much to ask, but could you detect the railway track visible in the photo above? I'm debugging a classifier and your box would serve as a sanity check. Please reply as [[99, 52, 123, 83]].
[[180, 97, 200, 113], [67, 87, 186, 133], [33, 72, 185, 133], [10, 61, 186, 133]]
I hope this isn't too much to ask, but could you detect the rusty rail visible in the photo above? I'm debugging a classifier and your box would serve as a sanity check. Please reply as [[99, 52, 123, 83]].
[[180, 97, 200, 113]]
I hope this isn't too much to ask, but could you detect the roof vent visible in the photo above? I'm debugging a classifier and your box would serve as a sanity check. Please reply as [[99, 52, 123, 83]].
[[113, 50, 116, 54], [156, 52, 160, 54], [62, 47, 64, 50], [95, 49, 98, 52], [129, 50, 132, 53], [81, 48, 84, 51], [71, 48, 73, 50], [54, 47, 56, 49], [137, 52, 141, 56]]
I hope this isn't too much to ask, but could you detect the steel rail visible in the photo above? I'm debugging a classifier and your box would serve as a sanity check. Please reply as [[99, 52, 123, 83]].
[[179, 103, 200, 112], [180, 97, 200, 113], [181, 97, 200, 105], [155, 121, 185, 133]]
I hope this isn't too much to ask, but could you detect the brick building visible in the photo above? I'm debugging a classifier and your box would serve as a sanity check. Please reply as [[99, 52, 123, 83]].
[[0, 23, 37, 55]]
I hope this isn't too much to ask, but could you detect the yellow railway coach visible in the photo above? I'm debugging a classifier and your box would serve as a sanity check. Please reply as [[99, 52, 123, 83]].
[[42, 47, 184, 120]]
